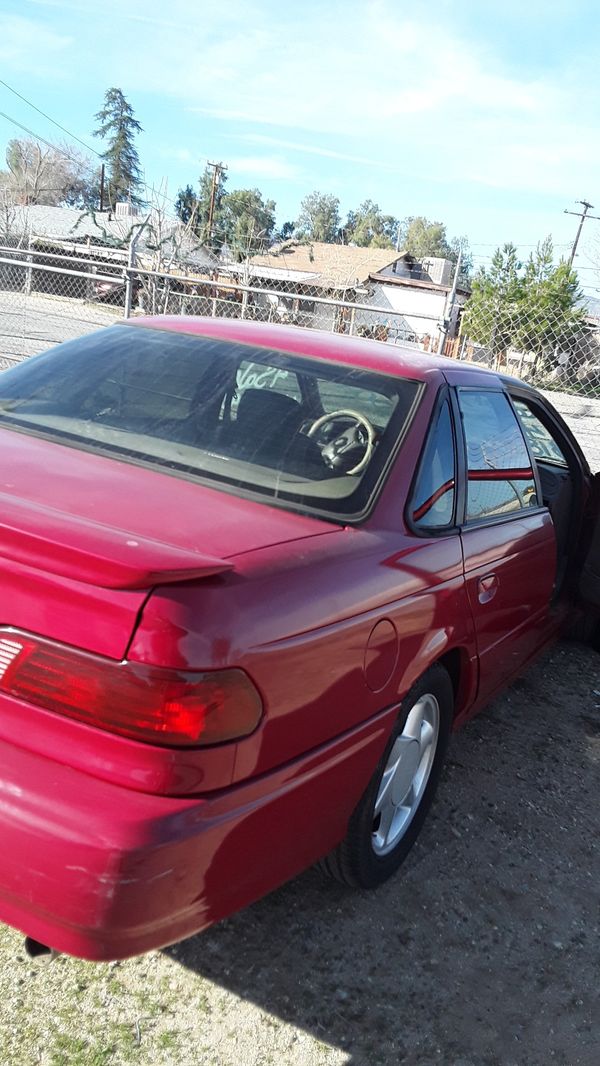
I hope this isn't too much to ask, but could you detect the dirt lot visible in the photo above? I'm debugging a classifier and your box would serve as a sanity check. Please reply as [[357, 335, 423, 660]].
[[0, 639, 597, 1066]]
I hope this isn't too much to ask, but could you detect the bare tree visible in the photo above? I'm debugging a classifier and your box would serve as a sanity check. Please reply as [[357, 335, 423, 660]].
[[0, 138, 99, 207], [133, 183, 218, 315], [0, 189, 27, 246]]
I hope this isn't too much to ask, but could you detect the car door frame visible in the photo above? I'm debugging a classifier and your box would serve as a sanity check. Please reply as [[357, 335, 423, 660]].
[[504, 381, 594, 596], [448, 380, 561, 707]]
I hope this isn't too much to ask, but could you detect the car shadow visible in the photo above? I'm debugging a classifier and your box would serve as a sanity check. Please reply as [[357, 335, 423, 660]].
[[164, 642, 599, 1065]]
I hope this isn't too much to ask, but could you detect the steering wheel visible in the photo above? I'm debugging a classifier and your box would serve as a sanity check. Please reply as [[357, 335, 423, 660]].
[[307, 409, 376, 475]]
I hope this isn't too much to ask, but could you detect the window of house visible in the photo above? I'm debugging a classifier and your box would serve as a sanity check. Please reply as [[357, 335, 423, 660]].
[[458, 389, 538, 521]]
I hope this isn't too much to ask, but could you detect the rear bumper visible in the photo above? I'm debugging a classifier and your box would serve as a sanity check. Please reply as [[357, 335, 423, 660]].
[[0, 706, 395, 960]]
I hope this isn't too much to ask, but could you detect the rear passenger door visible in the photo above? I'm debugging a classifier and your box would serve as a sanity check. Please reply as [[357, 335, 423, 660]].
[[456, 388, 557, 704]]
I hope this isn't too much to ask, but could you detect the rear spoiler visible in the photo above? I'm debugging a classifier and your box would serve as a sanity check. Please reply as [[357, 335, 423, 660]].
[[0, 493, 233, 589]]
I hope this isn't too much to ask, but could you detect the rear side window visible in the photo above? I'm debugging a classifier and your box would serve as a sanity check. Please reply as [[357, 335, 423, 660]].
[[458, 390, 538, 521], [411, 400, 456, 529]]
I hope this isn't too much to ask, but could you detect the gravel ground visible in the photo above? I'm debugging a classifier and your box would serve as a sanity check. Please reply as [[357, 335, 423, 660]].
[[0, 639, 597, 1066]]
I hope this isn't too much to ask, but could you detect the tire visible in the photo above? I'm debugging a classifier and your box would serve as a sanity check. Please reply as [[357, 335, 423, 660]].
[[320, 663, 453, 889]]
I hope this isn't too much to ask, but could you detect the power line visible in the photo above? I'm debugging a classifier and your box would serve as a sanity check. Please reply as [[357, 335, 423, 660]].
[[470, 242, 572, 249], [0, 108, 178, 215], [0, 77, 101, 159], [0, 83, 222, 218], [0, 110, 94, 170]]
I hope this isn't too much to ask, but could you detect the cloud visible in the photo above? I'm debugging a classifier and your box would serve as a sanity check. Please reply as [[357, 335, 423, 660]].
[[77, 0, 592, 195], [0, 14, 72, 75], [158, 146, 195, 163], [234, 134, 411, 173], [227, 155, 301, 181], [8, 0, 600, 202]]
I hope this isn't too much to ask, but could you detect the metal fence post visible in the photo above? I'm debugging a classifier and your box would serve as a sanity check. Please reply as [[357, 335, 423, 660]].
[[124, 240, 136, 320], [24, 235, 32, 296], [124, 220, 150, 320]]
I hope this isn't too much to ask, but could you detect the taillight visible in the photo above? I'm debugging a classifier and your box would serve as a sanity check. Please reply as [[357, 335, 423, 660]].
[[0, 630, 263, 747]]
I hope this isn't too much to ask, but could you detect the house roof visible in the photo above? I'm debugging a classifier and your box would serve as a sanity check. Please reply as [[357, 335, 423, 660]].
[[12, 204, 142, 245], [6, 204, 218, 271], [245, 241, 402, 289], [369, 271, 471, 297]]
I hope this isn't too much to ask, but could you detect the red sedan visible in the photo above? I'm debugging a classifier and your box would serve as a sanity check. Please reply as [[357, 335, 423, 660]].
[[0, 317, 595, 960]]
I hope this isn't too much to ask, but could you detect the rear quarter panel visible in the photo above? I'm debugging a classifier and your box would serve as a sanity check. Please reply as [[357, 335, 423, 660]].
[[129, 526, 477, 785]]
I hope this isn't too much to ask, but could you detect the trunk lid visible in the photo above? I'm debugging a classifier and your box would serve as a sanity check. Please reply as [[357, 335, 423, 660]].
[[0, 428, 334, 658]]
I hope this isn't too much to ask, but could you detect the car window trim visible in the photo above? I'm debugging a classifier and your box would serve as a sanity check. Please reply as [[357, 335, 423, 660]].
[[406, 386, 461, 538]]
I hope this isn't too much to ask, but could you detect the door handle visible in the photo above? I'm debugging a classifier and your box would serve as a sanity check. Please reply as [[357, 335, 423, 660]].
[[477, 573, 498, 604]]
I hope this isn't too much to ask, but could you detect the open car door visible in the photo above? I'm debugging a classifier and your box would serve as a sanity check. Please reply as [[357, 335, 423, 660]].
[[579, 471, 600, 610]]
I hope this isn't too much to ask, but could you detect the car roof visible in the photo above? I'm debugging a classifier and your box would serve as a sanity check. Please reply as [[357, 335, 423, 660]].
[[125, 316, 498, 384]]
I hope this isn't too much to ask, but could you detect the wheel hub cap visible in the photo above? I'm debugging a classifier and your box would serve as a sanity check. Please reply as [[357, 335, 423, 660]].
[[390, 738, 420, 804], [372, 692, 440, 857]]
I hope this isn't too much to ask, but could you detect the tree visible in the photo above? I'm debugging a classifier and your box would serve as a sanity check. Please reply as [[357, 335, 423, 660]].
[[174, 184, 200, 231], [275, 220, 295, 242], [341, 200, 398, 248], [449, 235, 473, 282], [175, 165, 228, 249], [394, 215, 472, 279], [0, 138, 99, 207], [461, 243, 523, 361], [220, 188, 276, 258], [397, 216, 452, 259], [515, 238, 585, 368], [60, 166, 101, 209], [93, 88, 143, 206], [461, 239, 585, 371], [296, 191, 340, 243], [0, 189, 26, 243]]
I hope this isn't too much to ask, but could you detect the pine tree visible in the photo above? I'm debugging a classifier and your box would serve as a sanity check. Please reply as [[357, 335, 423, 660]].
[[462, 239, 585, 371], [515, 238, 585, 370], [461, 243, 524, 361], [93, 88, 143, 207], [174, 184, 201, 233]]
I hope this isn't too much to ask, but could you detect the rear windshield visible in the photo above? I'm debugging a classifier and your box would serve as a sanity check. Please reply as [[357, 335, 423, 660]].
[[0, 325, 420, 519]]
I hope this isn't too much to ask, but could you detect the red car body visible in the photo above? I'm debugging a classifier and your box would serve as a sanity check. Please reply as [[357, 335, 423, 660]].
[[0, 317, 595, 960]]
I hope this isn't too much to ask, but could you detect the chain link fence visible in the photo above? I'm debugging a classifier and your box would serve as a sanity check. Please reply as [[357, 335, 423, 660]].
[[0, 246, 598, 469], [459, 297, 600, 394], [129, 265, 444, 345], [0, 245, 122, 367]]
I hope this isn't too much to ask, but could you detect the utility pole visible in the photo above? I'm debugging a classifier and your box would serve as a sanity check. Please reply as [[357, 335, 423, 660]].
[[564, 200, 600, 267], [206, 161, 227, 246], [99, 163, 105, 212], [438, 250, 462, 356]]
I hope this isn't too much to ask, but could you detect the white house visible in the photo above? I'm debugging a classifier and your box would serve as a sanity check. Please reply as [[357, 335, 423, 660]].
[[235, 243, 468, 349], [363, 255, 469, 352]]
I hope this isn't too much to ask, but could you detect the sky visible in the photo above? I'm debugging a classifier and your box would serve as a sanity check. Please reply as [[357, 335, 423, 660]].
[[1, 0, 600, 291]]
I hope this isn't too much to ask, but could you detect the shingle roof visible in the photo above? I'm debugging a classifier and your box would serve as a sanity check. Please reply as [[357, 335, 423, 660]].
[[247, 241, 402, 289], [17, 204, 140, 244], [11, 204, 218, 270]]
